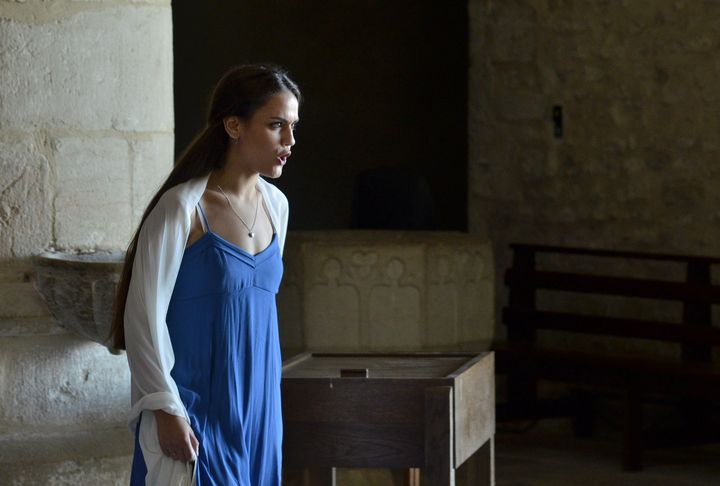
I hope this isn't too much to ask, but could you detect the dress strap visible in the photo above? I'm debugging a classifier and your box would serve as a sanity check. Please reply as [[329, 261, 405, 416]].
[[197, 203, 211, 232]]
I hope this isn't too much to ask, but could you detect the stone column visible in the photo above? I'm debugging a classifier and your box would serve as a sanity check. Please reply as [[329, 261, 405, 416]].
[[0, 1, 173, 483]]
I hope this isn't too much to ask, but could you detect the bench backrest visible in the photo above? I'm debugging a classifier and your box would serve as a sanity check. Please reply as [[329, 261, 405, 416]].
[[503, 244, 720, 363]]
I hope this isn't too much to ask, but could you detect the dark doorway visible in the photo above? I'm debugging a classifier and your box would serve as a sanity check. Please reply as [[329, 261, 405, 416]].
[[172, 1, 468, 230]]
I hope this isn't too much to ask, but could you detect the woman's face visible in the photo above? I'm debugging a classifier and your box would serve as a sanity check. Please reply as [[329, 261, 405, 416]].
[[234, 90, 300, 179]]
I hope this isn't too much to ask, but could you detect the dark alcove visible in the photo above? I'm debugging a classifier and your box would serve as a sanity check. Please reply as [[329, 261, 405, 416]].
[[172, 1, 467, 230]]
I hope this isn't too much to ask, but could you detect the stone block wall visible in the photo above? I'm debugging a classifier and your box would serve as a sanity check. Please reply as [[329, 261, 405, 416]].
[[0, 1, 173, 483], [469, 0, 720, 338], [0, 0, 174, 258]]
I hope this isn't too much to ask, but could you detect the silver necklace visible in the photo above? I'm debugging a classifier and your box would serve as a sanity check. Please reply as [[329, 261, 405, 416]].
[[217, 185, 259, 238]]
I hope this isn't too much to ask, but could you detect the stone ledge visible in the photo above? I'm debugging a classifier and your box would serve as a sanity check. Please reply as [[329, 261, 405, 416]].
[[0, 316, 66, 336], [0, 444, 132, 486], [0, 423, 133, 485], [0, 261, 33, 282], [0, 424, 133, 465], [0, 281, 50, 318], [0, 456, 132, 486], [0, 333, 129, 429]]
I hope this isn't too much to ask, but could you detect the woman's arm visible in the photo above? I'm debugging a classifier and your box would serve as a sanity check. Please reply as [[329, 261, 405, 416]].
[[124, 190, 198, 461], [154, 409, 199, 462]]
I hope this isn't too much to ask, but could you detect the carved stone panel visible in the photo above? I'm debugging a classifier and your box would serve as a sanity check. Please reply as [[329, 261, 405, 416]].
[[278, 231, 494, 353]]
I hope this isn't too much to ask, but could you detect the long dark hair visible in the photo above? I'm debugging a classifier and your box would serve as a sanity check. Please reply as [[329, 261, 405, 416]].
[[110, 64, 301, 350]]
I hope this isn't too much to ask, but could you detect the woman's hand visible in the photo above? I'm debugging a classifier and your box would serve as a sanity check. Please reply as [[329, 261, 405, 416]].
[[154, 409, 199, 462]]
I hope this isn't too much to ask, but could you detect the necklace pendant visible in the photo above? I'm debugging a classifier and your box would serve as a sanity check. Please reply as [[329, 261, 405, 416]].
[[248, 232, 255, 238]]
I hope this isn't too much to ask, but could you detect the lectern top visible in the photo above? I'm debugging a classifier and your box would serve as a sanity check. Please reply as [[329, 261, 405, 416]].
[[282, 352, 487, 380]]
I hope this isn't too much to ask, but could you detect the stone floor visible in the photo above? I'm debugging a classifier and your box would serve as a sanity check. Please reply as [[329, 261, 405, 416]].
[[495, 421, 720, 486]]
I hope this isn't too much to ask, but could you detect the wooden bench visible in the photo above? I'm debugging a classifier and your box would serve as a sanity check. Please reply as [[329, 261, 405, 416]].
[[494, 243, 720, 471]]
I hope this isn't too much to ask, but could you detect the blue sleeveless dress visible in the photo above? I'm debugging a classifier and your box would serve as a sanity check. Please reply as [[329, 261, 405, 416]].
[[130, 203, 284, 485]]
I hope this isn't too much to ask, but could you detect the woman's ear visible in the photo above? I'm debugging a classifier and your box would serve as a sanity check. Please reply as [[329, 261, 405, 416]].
[[223, 116, 244, 141]]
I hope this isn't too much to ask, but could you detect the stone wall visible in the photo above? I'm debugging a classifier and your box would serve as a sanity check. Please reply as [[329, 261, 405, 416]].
[[0, 1, 174, 483], [0, 0, 174, 258], [468, 0, 720, 337]]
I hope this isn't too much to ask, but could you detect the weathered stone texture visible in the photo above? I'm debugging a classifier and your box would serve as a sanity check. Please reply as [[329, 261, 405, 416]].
[[0, 454, 132, 486], [0, 334, 129, 429], [34, 251, 124, 346], [130, 134, 173, 225], [0, 282, 49, 318], [0, 137, 52, 259], [0, 1, 171, 484], [469, 0, 720, 337], [54, 136, 132, 250], [0, 8, 173, 132], [278, 231, 495, 354]]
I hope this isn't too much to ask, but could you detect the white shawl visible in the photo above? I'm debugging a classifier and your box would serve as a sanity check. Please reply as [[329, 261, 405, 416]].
[[123, 174, 288, 484]]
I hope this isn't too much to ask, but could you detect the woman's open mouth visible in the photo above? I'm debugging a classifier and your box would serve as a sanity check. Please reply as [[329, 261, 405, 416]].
[[277, 152, 291, 166]]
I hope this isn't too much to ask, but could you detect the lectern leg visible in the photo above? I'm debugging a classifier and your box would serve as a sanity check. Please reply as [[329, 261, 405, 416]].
[[474, 437, 495, 486], [409, 467, 421, 486], [425, 386, 455, 486], [391, 468, 421, 486]]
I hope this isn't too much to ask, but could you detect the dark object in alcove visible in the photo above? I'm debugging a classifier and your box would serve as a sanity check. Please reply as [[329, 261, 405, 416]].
[[351, 168, 438, 230]]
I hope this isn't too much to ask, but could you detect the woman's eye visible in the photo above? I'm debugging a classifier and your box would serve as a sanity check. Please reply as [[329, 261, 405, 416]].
[[270, 122, 282, 129]]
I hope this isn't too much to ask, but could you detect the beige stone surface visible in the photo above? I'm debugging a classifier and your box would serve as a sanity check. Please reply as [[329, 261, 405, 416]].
[[304, 257, 361, 348], [0, 425, 132, 466], [0, 2, 174, 257], [0, 8, 173, 132], [1, 454, 132, 486], [0, 2, 171, 482], [278, 231, 495, 353], [0, 316, 65, 336], [0, 136, 52, 259], [367, 256, 424, 348], [0, 334, 129, 429], [54, 136, 132, 250], [0, 281, 49, 318], [130, 134, 174, 225], [0, 262, 50, 319]]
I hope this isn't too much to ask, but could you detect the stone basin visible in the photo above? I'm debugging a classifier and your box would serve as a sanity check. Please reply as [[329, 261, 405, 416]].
[[34, 251, 125, 352]]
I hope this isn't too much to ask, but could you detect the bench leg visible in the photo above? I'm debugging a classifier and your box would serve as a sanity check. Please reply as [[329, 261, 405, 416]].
[[623, 390, 643, 471]]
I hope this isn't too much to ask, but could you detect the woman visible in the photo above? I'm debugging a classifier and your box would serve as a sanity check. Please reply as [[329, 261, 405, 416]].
[[110, 64, 300, 485]]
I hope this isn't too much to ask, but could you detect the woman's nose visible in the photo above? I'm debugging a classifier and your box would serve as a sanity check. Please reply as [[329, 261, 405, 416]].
[[282, 127, 295, 147]]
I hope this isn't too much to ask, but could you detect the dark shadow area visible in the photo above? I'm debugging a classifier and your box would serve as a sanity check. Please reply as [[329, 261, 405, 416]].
[[172, 1, 467, 230]]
